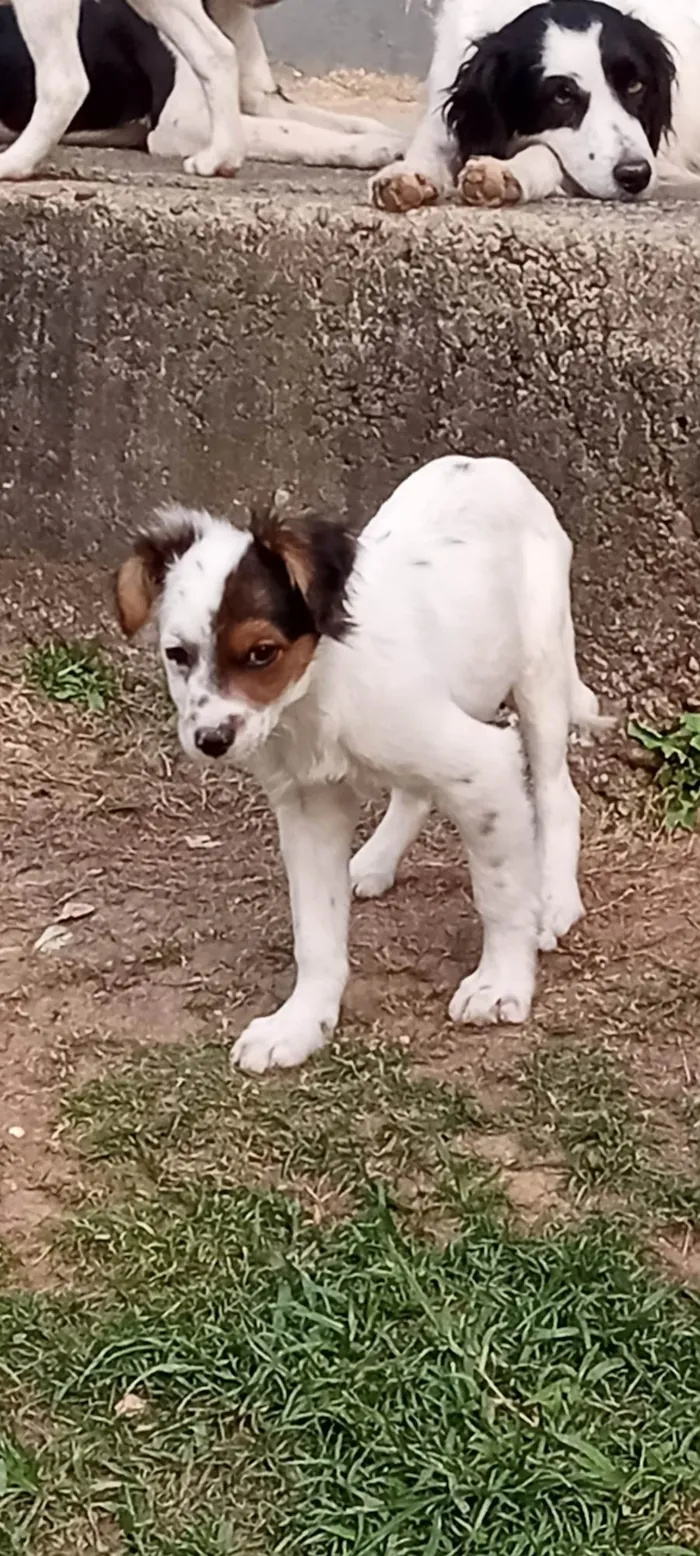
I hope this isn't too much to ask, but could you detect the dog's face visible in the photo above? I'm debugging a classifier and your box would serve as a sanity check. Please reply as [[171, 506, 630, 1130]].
[[445, 0, 676, 198], [115, 502, 355, 764]]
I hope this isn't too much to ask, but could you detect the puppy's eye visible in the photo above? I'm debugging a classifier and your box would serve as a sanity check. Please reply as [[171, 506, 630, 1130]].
[[165, 644, 194, 670], [553, 83, 577, 106], [626, 78, 644, 96], [244, 643, 280, 670]]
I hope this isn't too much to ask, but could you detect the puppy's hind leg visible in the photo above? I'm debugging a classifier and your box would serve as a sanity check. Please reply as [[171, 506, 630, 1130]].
[[0, 0, 88, 181], [514, 656, 584, 953], [433, 716, 539, 1026], [350, 790, 431, 899]]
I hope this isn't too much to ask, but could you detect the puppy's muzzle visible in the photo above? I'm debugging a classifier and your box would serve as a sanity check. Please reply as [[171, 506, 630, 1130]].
[[194, 719, 241, 759]]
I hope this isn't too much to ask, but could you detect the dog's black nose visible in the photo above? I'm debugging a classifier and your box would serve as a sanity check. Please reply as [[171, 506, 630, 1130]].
[[613, 158, 652, 195], [195, 725, 236, 759]]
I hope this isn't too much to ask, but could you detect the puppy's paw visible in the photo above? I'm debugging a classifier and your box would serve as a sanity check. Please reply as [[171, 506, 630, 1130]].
[[350, 843, 397, 899], [370, 164, 442, 213], [184, 144, 242, 178], [458, 157, 522, 208], [538, 880, 585, 951], [449, 962, 534, 1026], [231, 1005, 331, 1074]]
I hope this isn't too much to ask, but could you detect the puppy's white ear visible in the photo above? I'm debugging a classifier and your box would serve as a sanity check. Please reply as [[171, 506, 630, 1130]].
[[115, 506, 210, 637]]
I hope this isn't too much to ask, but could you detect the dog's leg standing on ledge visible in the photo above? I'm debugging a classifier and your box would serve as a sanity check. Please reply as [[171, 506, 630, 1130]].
[[0, 0, 88, 180]]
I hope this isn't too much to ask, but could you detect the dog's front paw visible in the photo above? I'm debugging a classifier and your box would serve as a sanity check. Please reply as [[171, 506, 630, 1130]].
[[350, 842, 397, 899], [370, 164, 442, 213], [449, 960, 534, 1026], [458, 157, 522, 208], [231, 1003, 332, 1074]]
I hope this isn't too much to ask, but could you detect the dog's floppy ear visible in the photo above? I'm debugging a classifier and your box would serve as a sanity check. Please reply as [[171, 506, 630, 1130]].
[[444, 39, 511, 162], [250, 492, 356, 640], [632, 22, 676, 152], [115, 505, 209, 637]]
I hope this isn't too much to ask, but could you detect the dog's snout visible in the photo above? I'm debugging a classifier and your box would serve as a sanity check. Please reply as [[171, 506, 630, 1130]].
[[195, 722, 239, 759], [613, 158, 652, 195]]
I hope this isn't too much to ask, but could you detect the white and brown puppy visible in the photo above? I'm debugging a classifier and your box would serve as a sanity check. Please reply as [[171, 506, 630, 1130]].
[[0, 0, 404, 180], [372, 0, 700, 212], [116, 456, 606, 1074]]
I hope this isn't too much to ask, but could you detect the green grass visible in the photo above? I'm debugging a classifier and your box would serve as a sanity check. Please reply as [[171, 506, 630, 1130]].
[[3, 1187, 700, 1555], [24, 640, 119, 712], [629, 714, 700, 830], [64, 1038, 485, 1216], [2, 1036, 700, 1555]]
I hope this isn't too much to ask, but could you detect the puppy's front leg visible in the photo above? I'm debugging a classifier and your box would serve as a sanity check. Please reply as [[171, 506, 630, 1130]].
[[231, 784, 358, 1074], [458, 144, 564, 208]]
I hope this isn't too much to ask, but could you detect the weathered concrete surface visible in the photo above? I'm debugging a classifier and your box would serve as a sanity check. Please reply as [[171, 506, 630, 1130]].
[[0, 152, 698, 705]]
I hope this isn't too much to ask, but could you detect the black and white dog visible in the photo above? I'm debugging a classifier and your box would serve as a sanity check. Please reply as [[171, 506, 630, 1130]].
[[0, 0, 404, 180], [372, 0, 700, 210]]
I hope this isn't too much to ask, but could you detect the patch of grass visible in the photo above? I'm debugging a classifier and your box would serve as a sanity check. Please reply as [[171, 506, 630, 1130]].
[[65, 1037, 486, 1219], [522, 1042, 642, 1192], [629, 714, 700, 830], [24, 640, 119, 713], [520, 1016, 700, 1229], [2, 1189, 700, 1554]]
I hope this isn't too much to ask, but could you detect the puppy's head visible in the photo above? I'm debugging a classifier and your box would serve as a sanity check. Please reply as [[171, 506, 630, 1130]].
[[115, 498, 355, 763], [444, 0, 675, 200]]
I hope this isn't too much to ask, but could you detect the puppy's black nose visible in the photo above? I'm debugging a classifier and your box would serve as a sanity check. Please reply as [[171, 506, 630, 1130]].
[[613, 158, 652, 195], [195, 725, 235, 759]]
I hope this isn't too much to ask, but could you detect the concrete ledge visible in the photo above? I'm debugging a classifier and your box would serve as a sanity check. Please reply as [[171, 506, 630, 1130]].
[[0, 154, 699, 704]]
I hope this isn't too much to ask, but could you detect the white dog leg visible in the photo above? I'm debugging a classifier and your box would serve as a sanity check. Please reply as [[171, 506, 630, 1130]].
[[243, 117, 405, 169], [515, 663, 585, 953], [458, 144, 564, 207], [231, 784, 358, 1074], [0, 0, 88, 180], [133, 0, 244, 175], [350, 790, 431, 899], [434, 719, 538, 1025]]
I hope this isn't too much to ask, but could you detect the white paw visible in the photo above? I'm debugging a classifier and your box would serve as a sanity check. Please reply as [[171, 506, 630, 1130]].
[[184, 145, 242, 178], [0, 149, 38, 181], [449, 963, 534, 1026], [350, 845, 397, 900], [538, 881, 584, 950], [231, 1005, 331, 1074], [369, 163, 445, 213]]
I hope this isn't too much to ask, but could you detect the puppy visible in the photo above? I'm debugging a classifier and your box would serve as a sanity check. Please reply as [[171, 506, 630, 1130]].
[[0, 0, 405, 180], [116, 456, 606, 1074], [371, 0, 700, 212]]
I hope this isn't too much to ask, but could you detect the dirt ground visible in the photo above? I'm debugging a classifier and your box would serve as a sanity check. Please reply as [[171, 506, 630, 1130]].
[[1, 555, 698, 1278]]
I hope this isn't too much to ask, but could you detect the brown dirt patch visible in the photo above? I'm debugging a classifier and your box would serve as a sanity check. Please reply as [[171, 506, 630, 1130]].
[[1, 556, 698, 1267]]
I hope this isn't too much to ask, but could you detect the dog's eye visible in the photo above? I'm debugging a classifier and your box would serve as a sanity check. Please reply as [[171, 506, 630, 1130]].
[[626, 78, 644, 97], [245, 643, 280, 669], [553, 83, 577, 106], [165, 644, 194, 670]]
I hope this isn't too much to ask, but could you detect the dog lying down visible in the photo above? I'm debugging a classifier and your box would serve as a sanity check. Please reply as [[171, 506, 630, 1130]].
[[116, 456, 610, 1074], [0, 0, 405, 180]]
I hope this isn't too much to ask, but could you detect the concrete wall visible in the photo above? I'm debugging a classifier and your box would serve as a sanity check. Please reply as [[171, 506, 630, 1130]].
[[0, 169, 698, 708], [260, 0, 432, 75]]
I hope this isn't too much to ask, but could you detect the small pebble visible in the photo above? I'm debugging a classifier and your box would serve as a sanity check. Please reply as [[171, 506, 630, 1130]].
[[8, 1126, 25, 1140]]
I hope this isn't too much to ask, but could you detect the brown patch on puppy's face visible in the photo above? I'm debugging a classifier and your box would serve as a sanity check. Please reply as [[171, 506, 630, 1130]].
[[215, 614, 318, 708]]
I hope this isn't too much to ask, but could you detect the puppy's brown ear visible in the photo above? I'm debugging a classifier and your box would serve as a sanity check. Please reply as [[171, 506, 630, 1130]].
[[115, 506, 206, 637], [250, 493, 356, 640]]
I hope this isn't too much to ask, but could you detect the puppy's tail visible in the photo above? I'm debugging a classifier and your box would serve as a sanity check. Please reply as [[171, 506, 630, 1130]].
[[565, 613, 616, 737]]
